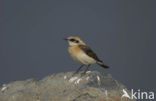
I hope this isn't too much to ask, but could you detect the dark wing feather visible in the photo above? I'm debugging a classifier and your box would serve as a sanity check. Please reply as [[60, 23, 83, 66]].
[[79, 45, 101, 62], [79, 45, 110, 68]]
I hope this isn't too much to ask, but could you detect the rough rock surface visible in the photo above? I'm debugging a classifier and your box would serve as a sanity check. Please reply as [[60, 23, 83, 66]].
[[0, 71, 135, 101]]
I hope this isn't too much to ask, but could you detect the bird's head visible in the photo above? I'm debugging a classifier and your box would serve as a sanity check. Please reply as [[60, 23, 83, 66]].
[[64, 36, 86, 46]]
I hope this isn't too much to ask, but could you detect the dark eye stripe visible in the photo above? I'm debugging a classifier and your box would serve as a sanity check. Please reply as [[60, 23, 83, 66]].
[[70, 39, 75, 42], [69, 39, 79, 43]]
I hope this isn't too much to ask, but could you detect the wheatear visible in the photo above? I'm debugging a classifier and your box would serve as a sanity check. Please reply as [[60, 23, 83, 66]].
[[65, 36, 109, 74]]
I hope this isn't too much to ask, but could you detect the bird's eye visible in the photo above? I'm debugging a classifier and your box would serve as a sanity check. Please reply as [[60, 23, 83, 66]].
[[75, 40, 79, 43]]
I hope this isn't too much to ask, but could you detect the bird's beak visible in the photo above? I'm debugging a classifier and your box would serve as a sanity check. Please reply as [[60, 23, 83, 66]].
[[64, 38, 68, 41]]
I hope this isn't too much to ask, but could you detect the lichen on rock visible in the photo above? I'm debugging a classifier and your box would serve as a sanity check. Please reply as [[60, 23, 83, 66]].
[[0, 71, 135, 101]]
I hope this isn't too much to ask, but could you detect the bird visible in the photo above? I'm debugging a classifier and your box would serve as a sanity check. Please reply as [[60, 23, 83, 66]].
[[64, 36, 109, 74]]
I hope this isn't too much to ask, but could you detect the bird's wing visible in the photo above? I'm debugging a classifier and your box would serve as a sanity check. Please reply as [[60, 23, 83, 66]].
[[79, 45, 101, 62]]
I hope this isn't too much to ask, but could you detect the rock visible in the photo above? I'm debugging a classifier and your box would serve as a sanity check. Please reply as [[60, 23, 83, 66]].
[[0, 71, 135, 101]]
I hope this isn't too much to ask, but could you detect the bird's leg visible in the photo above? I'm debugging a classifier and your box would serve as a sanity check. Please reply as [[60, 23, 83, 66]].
[[72, 65, 84, 76], [82, 65, 90, 75]]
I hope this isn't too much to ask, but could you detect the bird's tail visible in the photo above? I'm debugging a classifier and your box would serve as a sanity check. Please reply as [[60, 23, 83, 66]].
[[97, 61, 110, 69]]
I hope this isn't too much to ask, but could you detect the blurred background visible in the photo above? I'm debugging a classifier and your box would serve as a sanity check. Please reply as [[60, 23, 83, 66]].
[[1, 0, 156, 95]]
